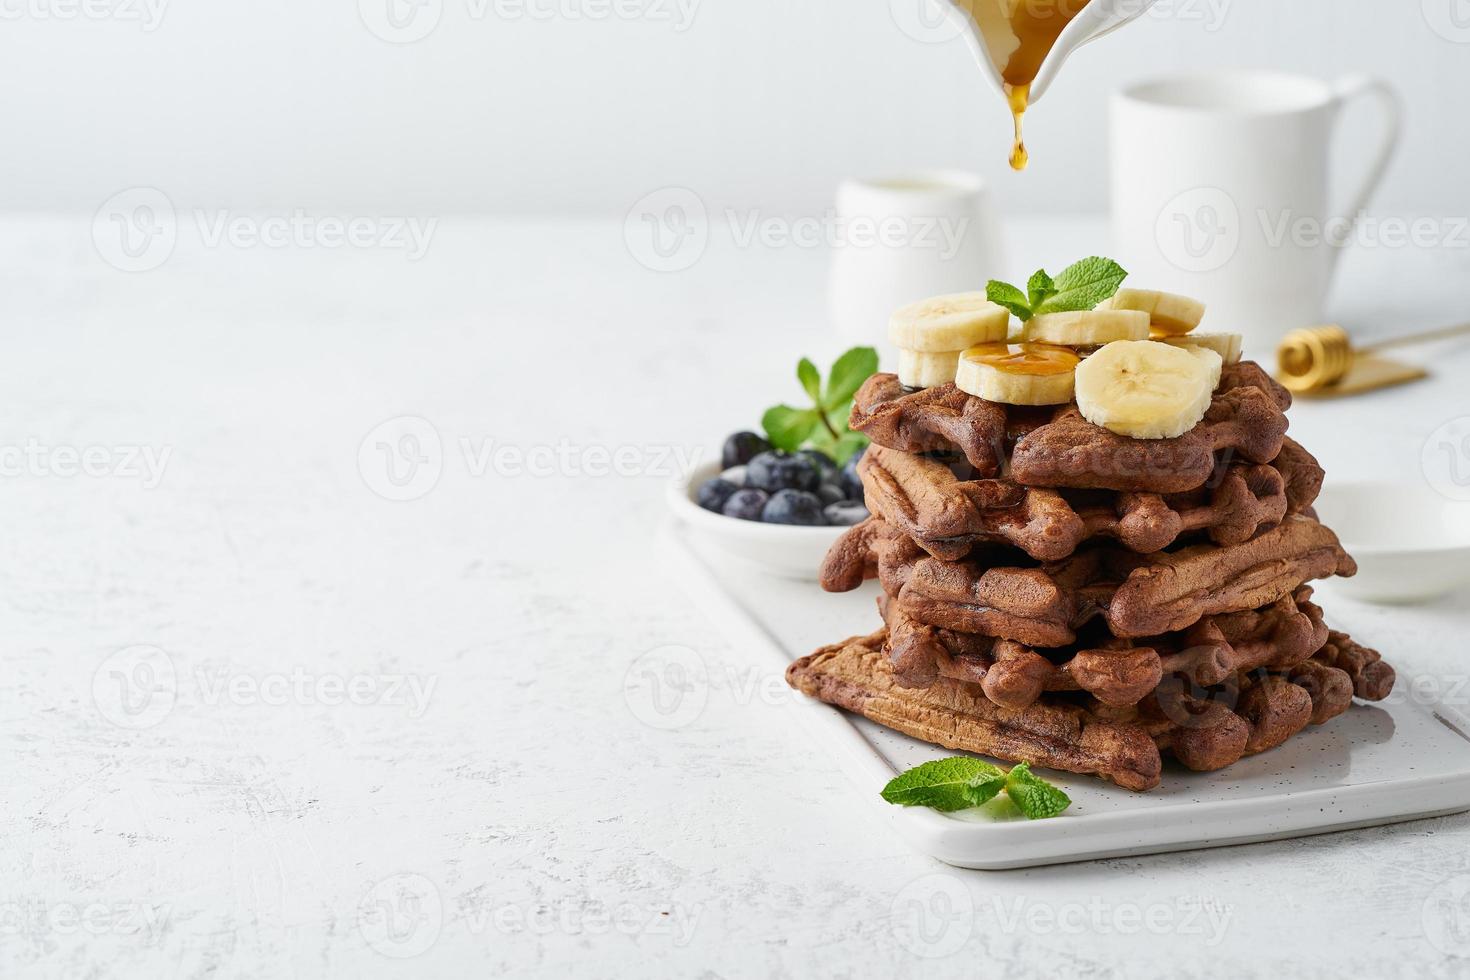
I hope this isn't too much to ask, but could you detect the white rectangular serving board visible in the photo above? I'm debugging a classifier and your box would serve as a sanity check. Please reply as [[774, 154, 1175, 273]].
[[662, 521, 1470, 870]]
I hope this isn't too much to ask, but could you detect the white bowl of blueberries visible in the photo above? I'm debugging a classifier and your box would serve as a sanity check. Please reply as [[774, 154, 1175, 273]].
[[669, 431, 869, 579]]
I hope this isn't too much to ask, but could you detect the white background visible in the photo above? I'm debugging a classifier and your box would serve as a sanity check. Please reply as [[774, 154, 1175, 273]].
[[4, 3, 1470, 978], [2, 215, 1468, 978], [0, 0, 1466, 216]]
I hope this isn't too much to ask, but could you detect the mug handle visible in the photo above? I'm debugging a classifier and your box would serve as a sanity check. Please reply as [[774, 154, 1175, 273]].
[[1326, 74, 1403, 274]]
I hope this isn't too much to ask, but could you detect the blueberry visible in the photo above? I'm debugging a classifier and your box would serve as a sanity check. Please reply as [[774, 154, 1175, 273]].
[[762, 489, 827, 526], [721, 487, 769, 522], [797, 448, 839, 486], [719, 465, 747, 487], [823, 500, 869, 526], [817, 482, 845, 505], [840, 446, 866, 499], [722, 431, 772, 469], [697, 477, 739, 513], [747, 450, 819, 493]]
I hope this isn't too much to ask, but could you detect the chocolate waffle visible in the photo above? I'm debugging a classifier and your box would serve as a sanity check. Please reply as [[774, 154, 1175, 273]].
[[1312, 630, 1396, 701], [818, 513, 927, 594], [879, 586, 1330, 701], [850, 360, 1292, 494], [786, 626, 1393, 790], [859, 438, 1323, 561], [823, 514, 1355, 647]]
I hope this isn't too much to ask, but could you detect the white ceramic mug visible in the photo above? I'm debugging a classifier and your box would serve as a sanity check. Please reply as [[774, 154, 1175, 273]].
[[828, 171, 1003, 360], [1110, 70, 1401, 355]]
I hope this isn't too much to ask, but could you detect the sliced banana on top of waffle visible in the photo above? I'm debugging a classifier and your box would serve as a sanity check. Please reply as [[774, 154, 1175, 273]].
[[1160, 332, 1243, 366], [896, 348, 965, 389], [1021, 309, 1150, 346], [955, 343, 1080, 406], [1074, 339, 1221, 439], [1099, 288, 1206, 336], [888, 293, 1010, 352]]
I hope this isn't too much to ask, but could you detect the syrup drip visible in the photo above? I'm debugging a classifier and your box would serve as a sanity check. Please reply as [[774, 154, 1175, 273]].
[[965, 0, 1091, 171]]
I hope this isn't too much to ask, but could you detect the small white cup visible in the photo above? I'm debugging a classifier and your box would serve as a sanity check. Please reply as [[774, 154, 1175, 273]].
[[828, 172, 1003, 359], [1110, 70, 1401, 355]]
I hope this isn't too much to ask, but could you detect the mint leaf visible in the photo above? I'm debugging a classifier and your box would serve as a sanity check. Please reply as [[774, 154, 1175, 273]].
[[883, 757, 1071, 818], [759, 349, 876, 459], [805, 425, 837, 459], [823, 347, 879, 410], [986, 280, 1032, 321], [809, 422, 865, 465], [1004, 762, 1072, 819], [881, 757, 1008, 812], [962, 770, 1008, 808], [988, 257, 1127, 321], [797, 358, 822, 404], [761, 405, 820, 452], [1026, 268, 1056, 310], [831, 430, 869, 466], [1033, 256, 1127, 315]]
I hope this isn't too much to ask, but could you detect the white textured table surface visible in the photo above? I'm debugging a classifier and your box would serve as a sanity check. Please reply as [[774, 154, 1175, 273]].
[[2, 214, 1468, 978]]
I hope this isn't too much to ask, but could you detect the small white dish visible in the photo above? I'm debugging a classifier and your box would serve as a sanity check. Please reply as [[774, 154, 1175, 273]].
[[1313, 480, 1470, 603], [666, 462, 848, 580]]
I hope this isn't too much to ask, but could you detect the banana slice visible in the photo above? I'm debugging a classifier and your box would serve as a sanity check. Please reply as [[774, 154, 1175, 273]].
[[1100, 288, 1206, 336], [955, 343, 1080, 406], [888, 293, 1010, 352], [1021, 309, 1149, 346], [1186, 345, 1223, 390], [896, 348, 962, 388], [1074, 340, 1217, 439], [1160, 332, 1243, 366]]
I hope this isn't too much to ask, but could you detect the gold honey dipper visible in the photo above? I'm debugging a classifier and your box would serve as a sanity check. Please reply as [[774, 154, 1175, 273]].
[[1276, 321, 1470, 394]]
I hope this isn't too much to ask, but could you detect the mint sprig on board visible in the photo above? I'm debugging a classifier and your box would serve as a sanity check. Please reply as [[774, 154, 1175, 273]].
[[881, 757, 1072, 819], [880, 757, 1008, 812], [986, 256, 1128, 322], [1001, 763, 1072, 819], [761, 347, 877, 465]]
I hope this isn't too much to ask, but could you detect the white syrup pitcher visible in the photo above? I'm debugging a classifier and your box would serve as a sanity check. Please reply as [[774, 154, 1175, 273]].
[[940, 0, 1159, 104], [936, 0, 1161, 168]]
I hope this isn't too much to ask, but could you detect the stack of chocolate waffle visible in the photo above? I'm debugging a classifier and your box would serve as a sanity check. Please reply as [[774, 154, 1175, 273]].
[[786, 360, 1395, 791]]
